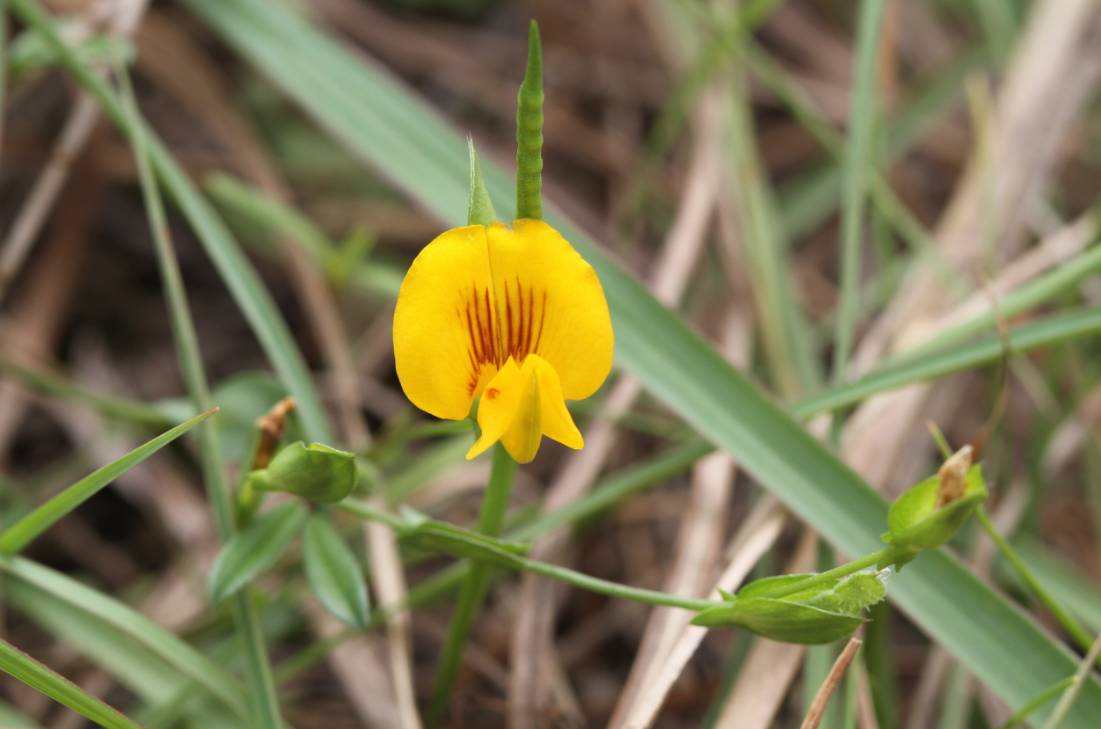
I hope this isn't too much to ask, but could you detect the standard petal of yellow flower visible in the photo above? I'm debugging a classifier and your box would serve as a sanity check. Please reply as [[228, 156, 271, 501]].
[[394, 219, 611, 461], [487, 220, 613, 399], [393, 225, 497, 420], [466, 355, 582, 463]]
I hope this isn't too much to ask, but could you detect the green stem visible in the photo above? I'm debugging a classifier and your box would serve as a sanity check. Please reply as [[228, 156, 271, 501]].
[[759, 549, 892, 601], [427, 445, 516, 728], [116, 63, 283, 728], [1041, 632, 1101, 729], [998, 676, 1076, 729], [338, 498, 718, 612], [976, 507, 1097, 657]]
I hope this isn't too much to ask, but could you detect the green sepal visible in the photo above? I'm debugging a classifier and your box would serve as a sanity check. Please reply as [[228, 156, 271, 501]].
[[249, 441, 358, 503], [881, 464, 987, 568], [467, 138, 497, 226], [691, 571, 887, 644], [397, 514, 529, 570], [515, 19, 544, 221]]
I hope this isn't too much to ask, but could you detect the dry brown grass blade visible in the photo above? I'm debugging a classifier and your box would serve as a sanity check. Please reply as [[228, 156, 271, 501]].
[[607, 308, 749, 727], [506, 89, 727, 727], [614, 498, 786, 729], [711, 531, 818, 729], [801, 636, 864, 729], [0, 0, 149, 306]]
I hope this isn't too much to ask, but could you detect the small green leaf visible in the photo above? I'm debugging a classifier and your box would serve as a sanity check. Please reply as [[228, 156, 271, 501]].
[[467, 138, 497, 225], [692, 571, 887, 644], [0, 408, 217, 554], [882, 464, 987, 567], [251, 441, 358, 503], [398, 518, 529, 569], [209, 503, 307, 602], [515, 19, 543, 220], [303, 514, 370, 629]]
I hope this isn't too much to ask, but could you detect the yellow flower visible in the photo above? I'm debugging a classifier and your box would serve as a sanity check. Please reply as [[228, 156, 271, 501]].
[[393, 219, 613, 463]]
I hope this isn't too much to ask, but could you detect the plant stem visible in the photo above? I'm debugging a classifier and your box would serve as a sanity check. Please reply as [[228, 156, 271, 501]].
[[427, 444, 516, 727], [975, 507, 1096, 657], [761, 549, 892, 601], [117, 63, 283, 728], [1041, 632, 1101, 729], [998, 677, 1076, 729]]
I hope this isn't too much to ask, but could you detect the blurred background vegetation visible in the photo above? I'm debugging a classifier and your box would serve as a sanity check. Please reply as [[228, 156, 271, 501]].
[[2, 0, 1101, 727]]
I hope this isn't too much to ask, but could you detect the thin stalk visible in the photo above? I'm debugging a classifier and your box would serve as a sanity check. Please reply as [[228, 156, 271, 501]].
[[833, 0, 886, 381], [339, 498, 717, 611], [117, 64, 283, 728], [761, 550, 892, 601], [427, 444, 516, 727], [975, 507, 1096, 657], [1041, 633, 1101, 729], [998, 677, 1076, 729]]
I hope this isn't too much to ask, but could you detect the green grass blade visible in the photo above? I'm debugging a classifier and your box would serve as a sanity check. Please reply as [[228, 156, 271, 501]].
[[0, 698, 41, 728], [795, 307, 1101, 417], [833, 0, 886, 380], [0, 555, 247, 716], [176, 2, 1101, 723], [0, 637, 142, 729], [0, 408, 215, 554]]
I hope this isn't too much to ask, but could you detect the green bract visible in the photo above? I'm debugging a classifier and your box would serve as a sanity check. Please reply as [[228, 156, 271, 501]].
[[691, 571, 887, 644], [250, 441, 358, 503], [881, 464, 987, 568]]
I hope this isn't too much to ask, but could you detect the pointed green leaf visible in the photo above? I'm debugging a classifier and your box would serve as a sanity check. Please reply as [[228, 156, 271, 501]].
[[303, 514, 370, 629], [515, 19, 543, 220], [0, 638, 142, 729], [209, 502, 307, 602], [467, 138, 497, 225], [0, 408, 216, 554]]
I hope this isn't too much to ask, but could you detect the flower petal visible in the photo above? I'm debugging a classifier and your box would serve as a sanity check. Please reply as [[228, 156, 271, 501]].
[[487, 220, 614, 400], [466, 357, 543, 463], [530, 355, 583, 450], [393, 226, 496, 420]]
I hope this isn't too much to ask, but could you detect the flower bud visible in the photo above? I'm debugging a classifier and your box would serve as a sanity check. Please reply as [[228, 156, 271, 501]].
[[250, 441, 358, 503]]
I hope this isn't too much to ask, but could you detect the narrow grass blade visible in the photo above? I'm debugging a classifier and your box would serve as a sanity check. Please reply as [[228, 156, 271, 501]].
[[0, 638, 142, 729], [0, 408, 216, 554], [0, 555, 247, 715], [209, 502, 308, 602], [833, 0, 886, 380], [303, 513, 370, 629]]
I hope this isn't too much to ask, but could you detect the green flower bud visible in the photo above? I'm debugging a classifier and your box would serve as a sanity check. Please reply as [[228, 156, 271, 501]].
[[250, 441, 358, 503], [881, 447, 987, 568], [692, 570, 887, 644]]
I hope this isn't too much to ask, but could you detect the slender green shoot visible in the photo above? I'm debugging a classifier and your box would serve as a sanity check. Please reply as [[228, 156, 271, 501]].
[[428, 445, 517, 727], [998, 677, 1075, 729], [116, 62, 283, 728], [833, 0, 886, 381], [0, 638, 141, 729], [975, 507, 1096, 659], [515, 20, 543, 220], [0, 408, 215, 554], [1041, 633, 1101, 729]]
